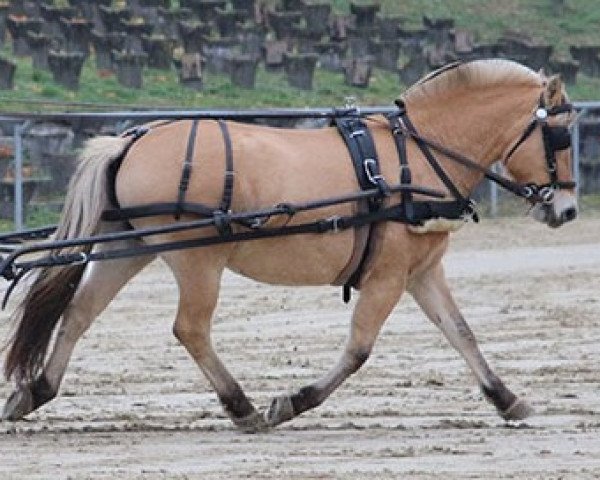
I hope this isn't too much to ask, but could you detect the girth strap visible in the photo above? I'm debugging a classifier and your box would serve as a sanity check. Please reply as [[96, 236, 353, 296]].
[[218, 119, 235, 214], [175, 119, 200, 220]]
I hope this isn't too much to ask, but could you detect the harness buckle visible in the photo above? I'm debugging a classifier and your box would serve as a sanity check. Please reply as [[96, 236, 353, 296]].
[[350, 129, 365, 138], [364, 158, 383, 185], [539, 186, 555, 204], [328, 215, 342, 233], [523, 184, 537, 199], [71, 251, 89, 266], [464, 199, 480, 223]]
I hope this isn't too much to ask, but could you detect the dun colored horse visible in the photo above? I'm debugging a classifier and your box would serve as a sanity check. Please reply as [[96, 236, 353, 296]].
[[2, 60, 578, 432]]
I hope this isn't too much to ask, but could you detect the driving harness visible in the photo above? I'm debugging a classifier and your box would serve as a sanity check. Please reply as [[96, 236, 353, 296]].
[[102, 96, 574, 303]]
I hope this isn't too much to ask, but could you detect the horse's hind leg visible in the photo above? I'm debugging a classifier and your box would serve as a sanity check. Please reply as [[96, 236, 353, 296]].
[[2, 246, 155, 420], [265, 276, 406, 427], [408, 262, 533, 421], [165, 250, 268, 433]]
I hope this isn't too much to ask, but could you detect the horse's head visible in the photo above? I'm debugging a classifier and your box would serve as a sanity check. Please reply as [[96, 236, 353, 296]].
[[402, 60, 578, 229], [500, 74, 578, 228]]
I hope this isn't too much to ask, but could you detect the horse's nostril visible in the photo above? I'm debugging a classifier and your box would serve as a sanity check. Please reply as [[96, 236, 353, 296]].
[[562, 207, 578, 222]]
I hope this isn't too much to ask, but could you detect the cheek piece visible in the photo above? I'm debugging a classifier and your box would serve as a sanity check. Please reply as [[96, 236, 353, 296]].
[[504, 101, 576, 204]]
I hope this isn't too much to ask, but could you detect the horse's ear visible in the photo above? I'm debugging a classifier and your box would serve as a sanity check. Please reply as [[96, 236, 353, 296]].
[[545, 74, 563, 106]]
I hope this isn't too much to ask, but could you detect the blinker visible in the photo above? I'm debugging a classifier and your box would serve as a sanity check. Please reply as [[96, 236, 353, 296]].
[[547, 125, 571, 151]]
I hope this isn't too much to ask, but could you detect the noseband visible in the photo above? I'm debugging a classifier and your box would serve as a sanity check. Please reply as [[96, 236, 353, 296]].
[[503, 97, 576, 204]]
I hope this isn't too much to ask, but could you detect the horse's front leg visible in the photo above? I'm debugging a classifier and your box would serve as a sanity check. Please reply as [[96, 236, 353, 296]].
[[408, 262, 533, 421], [265, 275, 406, 427]]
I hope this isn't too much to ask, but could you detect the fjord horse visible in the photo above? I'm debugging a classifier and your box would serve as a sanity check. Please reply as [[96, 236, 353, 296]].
[[2, 60, 578, 431]]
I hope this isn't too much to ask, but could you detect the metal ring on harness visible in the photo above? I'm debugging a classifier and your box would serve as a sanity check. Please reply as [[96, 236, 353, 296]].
[[71, 251, 89, 266], [538, 186, 555, 204]]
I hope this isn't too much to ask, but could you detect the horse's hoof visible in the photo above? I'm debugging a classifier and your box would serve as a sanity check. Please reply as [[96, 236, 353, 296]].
[[233, 410, 269, 434], [500, 397, 534, 421], [2, 387, 34, 421], [265, 395, 295, 427]]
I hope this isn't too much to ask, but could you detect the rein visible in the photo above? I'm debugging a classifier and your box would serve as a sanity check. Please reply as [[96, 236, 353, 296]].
[[389, 98, 575, 206]]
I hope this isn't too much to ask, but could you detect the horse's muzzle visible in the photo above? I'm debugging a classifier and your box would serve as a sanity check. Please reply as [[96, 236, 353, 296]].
[[532, 191, 578, 228]]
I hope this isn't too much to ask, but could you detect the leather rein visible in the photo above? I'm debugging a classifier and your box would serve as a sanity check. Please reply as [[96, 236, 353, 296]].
[[390, 96, 575, 207]]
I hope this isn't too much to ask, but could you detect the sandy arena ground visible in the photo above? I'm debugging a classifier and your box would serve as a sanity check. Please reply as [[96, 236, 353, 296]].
[[1, 215, 599, 479]]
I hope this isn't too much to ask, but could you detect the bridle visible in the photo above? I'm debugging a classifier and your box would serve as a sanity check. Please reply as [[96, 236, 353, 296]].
[[391, 94, 576, 208], [502, 95, 576, 204]]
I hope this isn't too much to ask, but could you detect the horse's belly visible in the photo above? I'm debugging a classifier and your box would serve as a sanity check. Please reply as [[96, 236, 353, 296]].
[[227, 232, 353, 286]]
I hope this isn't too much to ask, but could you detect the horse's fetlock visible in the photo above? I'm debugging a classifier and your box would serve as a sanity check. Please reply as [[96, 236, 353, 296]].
[[291, 385, 321, 414], [481, 377, 517, 413], [218, 385, 255, 420], [351, 349, 370, 369], [31, 375, 57, 410]]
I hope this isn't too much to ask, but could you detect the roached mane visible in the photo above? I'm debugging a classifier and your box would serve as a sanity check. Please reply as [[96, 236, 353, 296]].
[[401, 59, 544, 104]]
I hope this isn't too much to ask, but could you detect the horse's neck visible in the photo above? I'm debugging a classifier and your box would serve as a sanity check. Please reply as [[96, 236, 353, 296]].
[[406, 87, 538, 195]]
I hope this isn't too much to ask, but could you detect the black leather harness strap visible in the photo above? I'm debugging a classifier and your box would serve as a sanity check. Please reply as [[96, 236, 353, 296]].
[[175, 119, 200, 220], [334, 115, 390, 302], [218, 119, 235, 214], [214, 120, 235, 236], [335, 116, 390, 202], [398, 108, 467, 205], [388, 107, 476, 223], [387, 113, 414, 222]]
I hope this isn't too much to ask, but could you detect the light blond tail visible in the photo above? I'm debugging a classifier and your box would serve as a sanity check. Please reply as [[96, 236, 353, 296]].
[[54, 135, 133, 243], [4, 134, 133, 383]]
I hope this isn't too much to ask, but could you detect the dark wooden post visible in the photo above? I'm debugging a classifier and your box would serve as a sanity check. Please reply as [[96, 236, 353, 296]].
[[113, 50, 148, 89], [0, 2, 9, 46], [141, 34, 173, 69], [40, 3, 74, 38], [176, 52, 205, 90], [570, 46, 600, 78], [283, 52, 318, 90], [230, 54, 258, 88], [344, 57, 371, 88], [178, 20, 212, 54], [301, 1, 331, 36], [350, 1, 380, 29], [26, 31, 52, 70], [60, 17, 93, 57], [98, 5, 131, 33], [0, 55, 16, 89], [6, 14, 42, 56], [48, 50, 86, 90]]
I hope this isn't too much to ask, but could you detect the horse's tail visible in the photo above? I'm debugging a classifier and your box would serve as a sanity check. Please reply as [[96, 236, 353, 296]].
[[3, 135, 133, 383]]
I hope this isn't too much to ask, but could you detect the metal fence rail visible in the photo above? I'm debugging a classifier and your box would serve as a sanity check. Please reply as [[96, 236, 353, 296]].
[[0, 101, 598, 230]]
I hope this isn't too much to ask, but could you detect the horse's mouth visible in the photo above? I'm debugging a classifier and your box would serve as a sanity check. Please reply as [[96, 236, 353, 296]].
[[531, 201, 578, 228]]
